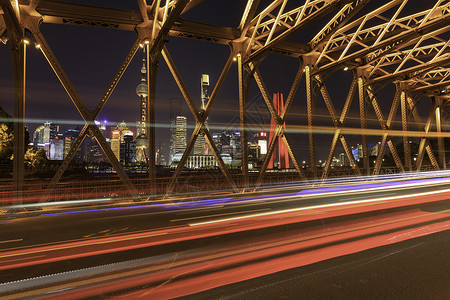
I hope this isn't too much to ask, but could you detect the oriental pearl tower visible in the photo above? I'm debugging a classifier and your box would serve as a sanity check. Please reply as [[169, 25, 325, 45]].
[[135, 48, 148, 164]]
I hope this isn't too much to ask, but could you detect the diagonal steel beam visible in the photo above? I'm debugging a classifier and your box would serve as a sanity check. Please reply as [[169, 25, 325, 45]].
[[252, 62, 305, 183], [254, 62, 304, 188], [203, 129, 238, 192], [367, 86, 405, 174], [40, 124, 89, 203], [254, 125, 283, 189], [163, 46, 236, 196], [406, 95, 439, 170], [316, 74, 360, 178], [161, 45, 200, 121], [93, 39, 141, 118], [239, 0, 261, 34], [31, 26, 140, 201], [252, 66, 281, 123], [317, 15, 450, 74], [281, 132, 306, 180], [372, 85, 400, 175], [281, 62, 303, 121], [42, 40, 141, 201], [246, 0, 353, 64], [310, 0, 370, 51], [150, 0, 189, 54], [322, 130, 340, 180]]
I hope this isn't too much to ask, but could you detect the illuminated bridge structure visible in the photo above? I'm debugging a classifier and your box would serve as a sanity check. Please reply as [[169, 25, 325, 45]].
[[1, 0, 449, 203]]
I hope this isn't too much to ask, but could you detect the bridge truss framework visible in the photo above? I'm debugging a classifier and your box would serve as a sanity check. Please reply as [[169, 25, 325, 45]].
[[1, 0, 449, 202]]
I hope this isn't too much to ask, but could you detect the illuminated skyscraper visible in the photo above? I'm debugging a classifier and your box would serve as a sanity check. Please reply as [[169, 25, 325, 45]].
[[135, 48, 148, 164], [194, 74, 209, 155], [33, 122, 59, 158], [64, 127, 82, 163], [49, 133, 64, 160], [170, 115, 187, 165], [111, 121, 132, 161]]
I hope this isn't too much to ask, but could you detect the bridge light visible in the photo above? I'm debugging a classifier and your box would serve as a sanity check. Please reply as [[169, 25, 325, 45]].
[[233, 57, 237, 61], [23, 38, 30, 44], [343, 66, 349, 71], [35, 43, 41, 49], [144, 39, 150, 44]]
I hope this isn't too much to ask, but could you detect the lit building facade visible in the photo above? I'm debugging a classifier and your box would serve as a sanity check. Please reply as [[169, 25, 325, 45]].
[[248, 142, 260, 169], [186, 155, 217, 169], [32, 125, 45, 148], [49, 133, 64, 160], [120, 132, 136, 167], [255, 132, 267, 156], [63, 128, 82, 163], [170, 115, 187, 165], [156, 141, 167, 166], [33, 122, 59, 159], [111, 121, 132, 161]]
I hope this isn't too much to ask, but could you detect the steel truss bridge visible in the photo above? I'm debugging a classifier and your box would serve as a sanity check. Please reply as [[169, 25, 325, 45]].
[[1, 0, 449, 203]]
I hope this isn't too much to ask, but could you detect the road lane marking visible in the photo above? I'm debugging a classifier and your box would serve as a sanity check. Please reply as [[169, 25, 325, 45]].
[[0, 239, 23, 244], [0, 255, 45, 264], [171, 208, 271, 222], [0, 232, 168, 259]]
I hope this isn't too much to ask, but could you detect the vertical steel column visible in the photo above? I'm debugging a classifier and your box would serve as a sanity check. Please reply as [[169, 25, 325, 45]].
[[146, 45, 158, 195], [11, 35, 26, 207], [357, 76, 369, 175], [410, 100, 439, 171], [1, 0, 26, 207], [305, 66, 317, 177], [400, 90, 411, 171], [435, 98, 446, 169], [237, 53, 248, 189]]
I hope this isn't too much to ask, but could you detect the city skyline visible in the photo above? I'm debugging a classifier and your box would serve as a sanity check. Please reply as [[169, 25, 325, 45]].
[[0, 1, 443, 169]]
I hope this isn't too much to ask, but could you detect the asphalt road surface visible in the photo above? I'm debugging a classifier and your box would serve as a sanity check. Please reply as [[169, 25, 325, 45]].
[[180, 229, 450, 300]]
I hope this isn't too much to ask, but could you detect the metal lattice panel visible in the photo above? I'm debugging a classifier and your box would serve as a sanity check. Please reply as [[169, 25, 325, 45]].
[[1, 0, 449, 202]]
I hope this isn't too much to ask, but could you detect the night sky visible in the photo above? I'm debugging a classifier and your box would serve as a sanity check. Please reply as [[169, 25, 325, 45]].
[[0, 0, 437, 161]]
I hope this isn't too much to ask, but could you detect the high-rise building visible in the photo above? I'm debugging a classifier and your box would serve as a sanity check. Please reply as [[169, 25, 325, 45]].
[[111, 121, 132, 161], [156, 141, 167, 166], [212, 133, 222, 153], [33, 125, 45, 148], [81, 120, 107, 163], [255, 132, 267, 156], [194, 74, 209, 155], [170, 115, 187, 165], [135, 48, 148, 163], [34, 122, 59, 158], [49, 133, 64, 160], [339, 152, 348, 166], [120, 132, 136, 167], [248, 142, 260, 169], [64, 127, 82, 163]]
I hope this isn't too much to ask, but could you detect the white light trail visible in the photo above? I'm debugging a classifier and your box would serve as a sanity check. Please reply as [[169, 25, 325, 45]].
[[189, 188, 450, 227]]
